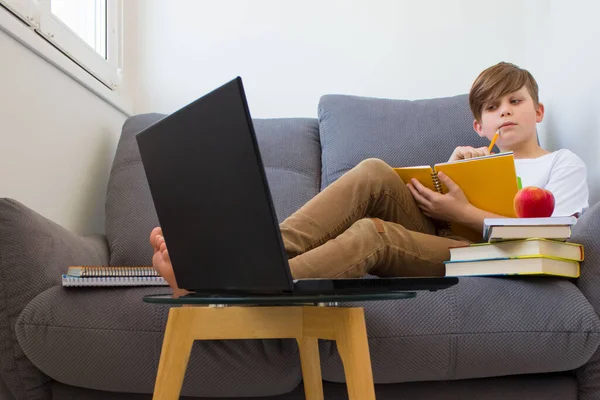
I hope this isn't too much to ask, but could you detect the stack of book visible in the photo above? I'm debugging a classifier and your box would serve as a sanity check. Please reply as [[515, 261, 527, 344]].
[[444, 216, 583, 278], [62, 266, 168, 287]]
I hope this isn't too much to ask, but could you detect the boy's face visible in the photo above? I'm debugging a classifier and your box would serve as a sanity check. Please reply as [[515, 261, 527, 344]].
[[473, 86, 544, 150]]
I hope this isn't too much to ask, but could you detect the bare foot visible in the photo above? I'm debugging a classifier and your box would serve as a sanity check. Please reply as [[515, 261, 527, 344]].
[[150, 227, 179, 290]]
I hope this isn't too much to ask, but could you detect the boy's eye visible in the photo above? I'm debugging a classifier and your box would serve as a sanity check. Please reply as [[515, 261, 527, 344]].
[[511, 99, 521, 104], [486, 105, 497, 110]]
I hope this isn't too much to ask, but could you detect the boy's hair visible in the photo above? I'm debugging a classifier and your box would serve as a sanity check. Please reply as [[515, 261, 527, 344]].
[[469, 62, 539, 122]]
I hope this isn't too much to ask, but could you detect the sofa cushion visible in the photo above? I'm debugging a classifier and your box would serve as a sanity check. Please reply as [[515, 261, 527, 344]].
[[319, 277, 600, 383], [317, 94, 490, 189], [15, 277, 600, 392], [15, 286, 302, 397], [105, 115, 321, 266]]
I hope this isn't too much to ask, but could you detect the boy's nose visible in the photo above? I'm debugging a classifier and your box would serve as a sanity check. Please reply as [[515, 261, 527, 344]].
[[500, 105, 513, 117]]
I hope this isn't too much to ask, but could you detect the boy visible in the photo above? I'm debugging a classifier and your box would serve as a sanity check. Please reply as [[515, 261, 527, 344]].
[[151, 62, 589, 290]]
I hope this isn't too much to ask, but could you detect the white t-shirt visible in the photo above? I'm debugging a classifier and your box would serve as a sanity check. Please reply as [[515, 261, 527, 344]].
[[514, 149, 589, 217]]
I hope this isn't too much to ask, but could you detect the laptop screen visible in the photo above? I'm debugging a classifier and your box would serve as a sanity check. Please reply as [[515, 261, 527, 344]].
[[136, 78, 294, 294]]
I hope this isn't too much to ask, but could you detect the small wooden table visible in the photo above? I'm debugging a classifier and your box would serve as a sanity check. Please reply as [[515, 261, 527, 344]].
[[144, 292, 415, 400]]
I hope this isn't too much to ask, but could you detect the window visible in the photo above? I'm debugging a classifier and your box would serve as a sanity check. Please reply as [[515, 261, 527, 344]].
[[0, 0, 122, 89], [51, 0, 107, 59]]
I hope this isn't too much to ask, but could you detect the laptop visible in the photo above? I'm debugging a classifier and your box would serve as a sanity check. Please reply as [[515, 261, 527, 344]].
[[135, 77, 458, 296]]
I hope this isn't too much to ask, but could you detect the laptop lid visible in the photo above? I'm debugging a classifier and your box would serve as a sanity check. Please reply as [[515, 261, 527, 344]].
[[136, 77, 295, 294]]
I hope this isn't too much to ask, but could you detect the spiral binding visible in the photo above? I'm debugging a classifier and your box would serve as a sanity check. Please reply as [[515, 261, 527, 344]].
[[431, 172, 443, 193], [77, 266, 159, 277], [62, 275, 168, 287], [431, 172, 453, 234]]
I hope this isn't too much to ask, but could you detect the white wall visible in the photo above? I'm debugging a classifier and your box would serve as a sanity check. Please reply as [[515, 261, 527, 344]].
[[126, 0, 537, 117], [0, 29, 127, 234], [532, 0, 600, 209], [126, 0, 599, 205]]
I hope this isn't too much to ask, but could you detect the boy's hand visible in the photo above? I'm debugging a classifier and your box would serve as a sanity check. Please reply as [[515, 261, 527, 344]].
[[407, 172, 470, 222], [448, 146, 491, 162]]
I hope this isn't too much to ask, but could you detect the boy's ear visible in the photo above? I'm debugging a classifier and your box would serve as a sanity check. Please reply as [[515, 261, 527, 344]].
[[473, 119, 485, 137], [536, 102, 545, 123]]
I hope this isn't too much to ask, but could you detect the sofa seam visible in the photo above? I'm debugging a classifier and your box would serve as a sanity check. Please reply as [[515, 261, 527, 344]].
[[447, 285, 459, 380], [15, 323, 600, 337], [368, 332, 600, 339], [317, 101, 329, 190], [263, 166, 316, 181], [313, 128, 322, 193]]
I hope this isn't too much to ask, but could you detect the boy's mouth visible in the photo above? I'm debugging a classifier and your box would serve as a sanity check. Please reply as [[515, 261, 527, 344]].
[[499, 122, 517, 129]]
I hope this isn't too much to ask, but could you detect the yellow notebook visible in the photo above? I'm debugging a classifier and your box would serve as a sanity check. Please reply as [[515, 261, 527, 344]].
[[393, 152, 519, 241]]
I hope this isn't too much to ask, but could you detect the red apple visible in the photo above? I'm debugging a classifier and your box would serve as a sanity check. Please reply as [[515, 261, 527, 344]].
[[513, 186, 555, 218]]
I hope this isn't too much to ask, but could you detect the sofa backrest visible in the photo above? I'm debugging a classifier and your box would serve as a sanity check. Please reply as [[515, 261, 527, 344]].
[[106, 93, 484, 266], [105, 115, 320, 266], [317, 94, 490, 189], [252, 118, 322, 221]]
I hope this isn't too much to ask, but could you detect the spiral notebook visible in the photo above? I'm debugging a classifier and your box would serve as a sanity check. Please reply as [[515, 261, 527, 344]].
[[393, 152, 519, 241], [66, 265, 160, 277], [62, 266, 168, 287]]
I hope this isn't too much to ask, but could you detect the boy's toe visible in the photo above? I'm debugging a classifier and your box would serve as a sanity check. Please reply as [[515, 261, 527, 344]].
[[150, 227, 162, 247]]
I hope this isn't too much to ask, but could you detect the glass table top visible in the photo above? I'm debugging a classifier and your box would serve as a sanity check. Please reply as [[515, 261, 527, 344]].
[[143, 290, 417, 306]]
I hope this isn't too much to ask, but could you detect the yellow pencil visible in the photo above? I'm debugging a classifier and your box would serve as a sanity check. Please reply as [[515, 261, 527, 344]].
[[488, 130, 500, 152]]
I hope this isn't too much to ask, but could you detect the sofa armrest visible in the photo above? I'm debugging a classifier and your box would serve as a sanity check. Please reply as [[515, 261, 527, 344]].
[[0, 198, 109, 400], [573, 201, 600, 313], [571, 201, 600, 399]]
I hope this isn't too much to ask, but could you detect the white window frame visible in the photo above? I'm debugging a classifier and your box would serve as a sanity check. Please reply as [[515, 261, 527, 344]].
[[0, 0, 37, 27], [0, 0, 130, 114]]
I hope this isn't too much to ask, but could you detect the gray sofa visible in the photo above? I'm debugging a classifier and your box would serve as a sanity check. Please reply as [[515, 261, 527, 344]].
[[2, 93, 600, 400]]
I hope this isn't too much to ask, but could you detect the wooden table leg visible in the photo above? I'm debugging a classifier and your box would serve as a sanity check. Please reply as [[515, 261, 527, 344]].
[[303, 307, 376, 400], [297, 337, 324, 400], [152, 306, 376, 400], [152, 308, 195, 400], [333, 308, 376, 400]]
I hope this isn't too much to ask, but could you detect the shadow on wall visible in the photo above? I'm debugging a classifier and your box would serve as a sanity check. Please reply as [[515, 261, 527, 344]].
[[540, 100, 600, 206], [75, 128, 119, 235]]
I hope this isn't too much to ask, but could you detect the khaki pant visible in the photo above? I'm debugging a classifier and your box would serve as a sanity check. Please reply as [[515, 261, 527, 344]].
[[279, 158, 471, 279]]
